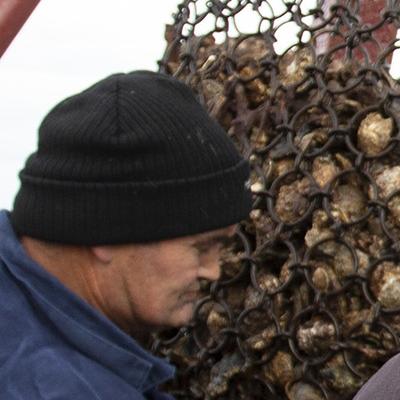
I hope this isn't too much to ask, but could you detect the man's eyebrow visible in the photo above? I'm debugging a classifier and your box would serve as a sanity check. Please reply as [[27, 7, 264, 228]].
[[193, 234, 232, 250]]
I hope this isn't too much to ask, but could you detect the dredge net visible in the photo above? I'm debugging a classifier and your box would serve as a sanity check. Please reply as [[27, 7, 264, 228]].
[[152, 1, 400, 398]]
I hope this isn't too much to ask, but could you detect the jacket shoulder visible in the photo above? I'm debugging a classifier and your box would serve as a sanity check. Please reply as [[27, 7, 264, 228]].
[[354, 353, 400, 399]]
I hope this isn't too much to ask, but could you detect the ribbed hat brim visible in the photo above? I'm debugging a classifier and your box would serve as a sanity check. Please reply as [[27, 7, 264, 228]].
[[11, 159, 251, 244]]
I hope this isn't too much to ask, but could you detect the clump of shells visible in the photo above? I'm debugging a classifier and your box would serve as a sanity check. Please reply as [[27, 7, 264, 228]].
[[152, 1, 400, 399], [357, 112, 393, 156]]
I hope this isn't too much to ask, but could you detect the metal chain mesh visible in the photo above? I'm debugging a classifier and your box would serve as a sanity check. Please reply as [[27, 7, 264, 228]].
[[151, 1, 400, 398]]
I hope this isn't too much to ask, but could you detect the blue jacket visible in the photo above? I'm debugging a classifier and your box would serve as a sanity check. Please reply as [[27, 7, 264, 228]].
[[0, 210, 175, 399]]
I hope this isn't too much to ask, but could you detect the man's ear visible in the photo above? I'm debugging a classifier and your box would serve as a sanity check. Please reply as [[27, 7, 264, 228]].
[[90, 246, 113, 264]]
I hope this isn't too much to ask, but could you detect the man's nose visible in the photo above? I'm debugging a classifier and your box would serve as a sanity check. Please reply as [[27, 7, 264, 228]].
[[199, 257, 221, 282]]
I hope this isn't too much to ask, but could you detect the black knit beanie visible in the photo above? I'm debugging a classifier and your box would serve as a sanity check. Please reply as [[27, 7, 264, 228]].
[[11, 71, 252, 245]]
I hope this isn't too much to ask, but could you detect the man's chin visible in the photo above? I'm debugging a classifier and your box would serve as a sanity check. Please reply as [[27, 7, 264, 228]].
[[167, 302, 196, 328], [133, 302, 196, 332]]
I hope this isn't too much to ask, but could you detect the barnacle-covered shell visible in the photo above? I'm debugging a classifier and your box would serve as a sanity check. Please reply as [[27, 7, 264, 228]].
[[249, 209, 275, 246], [375, 166, 400, 225], [294, 129, 329, 153], [325, 59, 358, 85], [244, 285, 264, 309], [342, 308, 371, 336], [159, 334, 198, 366], [275, 177, 312, 223], [319, 353, 363, 393], [371, 261, 400, 309], [331, 184, 366, 223], [257, 271, 280, 293], [246, 76, 270, 106], [201, 79, 227, 118], [343, 227, 385, 258], [293, 282, 311, 316], [357, 112, 393, 156], [234, 35, 269, 69], [286, 381, 325, 400], [250, 126, 269, 148], [333, 245, 356, 279], [349, 337, 391, 360], [356, 249, 369, 276], [223, 283, 246, 311], [311, 261, 340, 292], [270, 158, 295, 180], [207, 352, 244, 397], [245, 324, 276, 351], [312, 154, 339, 188], [334, 153, 353, 170], [296, 319, 336, 354], [312, 266, 332, 292], [270, 351, 296, 386], [220, 248, 244, 278], [206, 304, 230, 335], [305, 210, 335, 253], [279, 47, 313, 86], [251, 179, 266, 193], [193, 34, 218, 68], [375, 165, 400, 197], [243, 283, 280, 319], [335, 95, 363, 114]]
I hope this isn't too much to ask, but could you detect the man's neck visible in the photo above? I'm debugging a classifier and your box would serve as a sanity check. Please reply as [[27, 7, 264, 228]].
[[19, 236, 150, 343]]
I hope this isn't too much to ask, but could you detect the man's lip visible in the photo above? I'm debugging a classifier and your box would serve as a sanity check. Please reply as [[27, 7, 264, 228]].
[[182, 291, 200, 301]]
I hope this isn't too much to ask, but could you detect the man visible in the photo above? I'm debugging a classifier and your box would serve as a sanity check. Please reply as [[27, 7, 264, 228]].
[[353, 354, 400, 399], [0, 71, 252, 399]]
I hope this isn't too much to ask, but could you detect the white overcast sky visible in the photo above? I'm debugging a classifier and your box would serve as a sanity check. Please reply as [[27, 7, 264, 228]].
[[0, 0, 179, 210], [0, 0, 399, 210]]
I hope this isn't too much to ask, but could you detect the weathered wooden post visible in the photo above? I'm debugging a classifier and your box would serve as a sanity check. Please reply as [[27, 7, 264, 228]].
[[0, 0, 40, 57]]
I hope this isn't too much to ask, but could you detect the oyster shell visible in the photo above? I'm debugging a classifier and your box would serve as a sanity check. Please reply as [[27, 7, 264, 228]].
[[330, 184, 367, 223], [375, 166, 400, 225], [312, 155, 339, 188], [286, 381, 325, 400], [371, 261, 400, 309], [207, 352, 245, 397], [319, 353, 363, 394], [357, 112, 393, 156], [279, 48, 313, 86], [296, 319, 336, 354], [275, 177, 312, 223]]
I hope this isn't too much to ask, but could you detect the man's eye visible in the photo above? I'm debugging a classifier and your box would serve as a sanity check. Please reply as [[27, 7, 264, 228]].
[[218, 237, 234, 248], [194, 243, 211, 254]]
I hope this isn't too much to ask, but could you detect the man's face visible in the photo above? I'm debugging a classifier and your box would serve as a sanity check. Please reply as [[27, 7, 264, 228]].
[[101, 225, 236, 332]]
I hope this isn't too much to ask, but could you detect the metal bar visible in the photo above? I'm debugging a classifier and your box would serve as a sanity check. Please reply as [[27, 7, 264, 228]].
[[0, 0, 40, 57]]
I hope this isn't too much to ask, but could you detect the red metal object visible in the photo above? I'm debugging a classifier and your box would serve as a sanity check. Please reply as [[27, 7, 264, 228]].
[[0, 0, 40, 57], [316, 0, 397, 63]]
